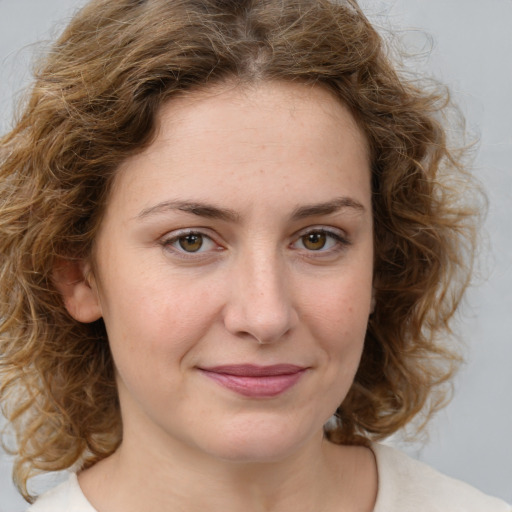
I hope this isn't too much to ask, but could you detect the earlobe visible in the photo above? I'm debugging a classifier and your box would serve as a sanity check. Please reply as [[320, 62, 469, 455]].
[[52, 258, 102, 323]]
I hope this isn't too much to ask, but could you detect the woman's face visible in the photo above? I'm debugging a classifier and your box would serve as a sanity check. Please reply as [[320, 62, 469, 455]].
[[83, 81, 373, 463]]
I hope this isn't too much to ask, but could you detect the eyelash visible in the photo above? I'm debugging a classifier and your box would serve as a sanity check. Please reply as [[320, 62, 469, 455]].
[[159, 229, 223, 260], [291, 227, 351, 255], [159, 227, 350, 260]]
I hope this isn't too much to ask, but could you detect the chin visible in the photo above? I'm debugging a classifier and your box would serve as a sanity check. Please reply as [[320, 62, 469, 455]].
[[197, 416, 322, 464]]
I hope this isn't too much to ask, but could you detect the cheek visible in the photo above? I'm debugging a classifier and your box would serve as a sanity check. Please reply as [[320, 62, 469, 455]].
[[101, 287, 218, 412], [301, 274, 372, 340], [297, 269, 372, 393], [98, 268, 222, 372]]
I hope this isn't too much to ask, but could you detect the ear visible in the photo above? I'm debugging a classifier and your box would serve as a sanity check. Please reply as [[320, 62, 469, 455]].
[[52, 258, 102, 323]]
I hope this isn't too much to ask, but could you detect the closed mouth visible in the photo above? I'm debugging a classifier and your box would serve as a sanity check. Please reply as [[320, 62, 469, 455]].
[[198, 364, 307, 397], [200, 364, 306, 377]]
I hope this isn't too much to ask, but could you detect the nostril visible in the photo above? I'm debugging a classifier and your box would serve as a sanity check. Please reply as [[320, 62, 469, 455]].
[[223, 297, 297, 344], [222, 261, 298, 344]]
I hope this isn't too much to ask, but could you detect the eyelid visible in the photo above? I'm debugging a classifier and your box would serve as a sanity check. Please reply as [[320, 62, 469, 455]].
[[158, 225, 350, 260], [295, 225, 349, 240], [291, 226, 351, 253], [160, 228, 224, 258]]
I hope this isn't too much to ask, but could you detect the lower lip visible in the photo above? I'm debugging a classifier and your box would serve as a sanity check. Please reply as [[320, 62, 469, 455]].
[[200, 370, 306, 398]]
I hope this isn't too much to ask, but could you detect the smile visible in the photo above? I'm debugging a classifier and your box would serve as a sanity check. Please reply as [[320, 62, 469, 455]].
[[198, 364, 307, 398]]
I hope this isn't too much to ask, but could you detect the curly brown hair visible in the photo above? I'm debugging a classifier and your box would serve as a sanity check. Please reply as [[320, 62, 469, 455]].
[[0, 0, 479, 502]]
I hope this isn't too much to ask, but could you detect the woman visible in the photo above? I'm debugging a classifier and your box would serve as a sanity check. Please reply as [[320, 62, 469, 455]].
[[0, 0, 509, 511]]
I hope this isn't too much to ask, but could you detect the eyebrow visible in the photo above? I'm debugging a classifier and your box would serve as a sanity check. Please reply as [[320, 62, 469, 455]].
[[290, 197, 366, 221], [137, 196, 365, 222], [137, 200, 240, 222]]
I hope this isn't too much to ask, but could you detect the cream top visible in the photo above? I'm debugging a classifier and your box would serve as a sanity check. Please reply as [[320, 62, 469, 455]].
[[28, 444, 511, 512]]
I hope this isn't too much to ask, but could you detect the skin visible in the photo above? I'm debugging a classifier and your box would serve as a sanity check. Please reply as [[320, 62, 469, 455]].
[[59, 81, 377, 512]]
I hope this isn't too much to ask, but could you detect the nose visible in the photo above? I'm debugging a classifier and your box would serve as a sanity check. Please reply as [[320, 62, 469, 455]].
[[222, 250, 299, 344]]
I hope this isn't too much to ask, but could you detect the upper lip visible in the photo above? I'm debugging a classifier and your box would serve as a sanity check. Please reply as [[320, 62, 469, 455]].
[[199, 364, 306, 377]]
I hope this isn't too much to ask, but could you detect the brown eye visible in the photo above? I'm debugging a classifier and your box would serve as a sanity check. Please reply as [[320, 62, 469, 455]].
[[163, 230, 218, 257], [302, 232, 327, 251], [178, 234, 204, 252]]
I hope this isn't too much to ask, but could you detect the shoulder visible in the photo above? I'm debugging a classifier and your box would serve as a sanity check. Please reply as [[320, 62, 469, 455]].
[[26, 474, 97, 512], [372, 443, 511, 512]]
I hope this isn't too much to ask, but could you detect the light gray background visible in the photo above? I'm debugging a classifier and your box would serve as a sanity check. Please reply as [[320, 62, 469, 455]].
[[0, 0, 511, 509]]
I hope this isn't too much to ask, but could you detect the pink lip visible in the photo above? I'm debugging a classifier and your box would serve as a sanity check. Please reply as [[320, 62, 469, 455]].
[[199, 364, 307, 398]]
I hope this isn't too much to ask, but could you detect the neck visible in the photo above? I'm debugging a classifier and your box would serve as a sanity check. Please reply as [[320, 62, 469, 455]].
[[78, 424, 377, 512]]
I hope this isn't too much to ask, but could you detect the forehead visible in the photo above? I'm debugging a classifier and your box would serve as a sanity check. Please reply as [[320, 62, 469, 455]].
[[150, 80, 369, 162], [108, 80, 371, 220]]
